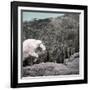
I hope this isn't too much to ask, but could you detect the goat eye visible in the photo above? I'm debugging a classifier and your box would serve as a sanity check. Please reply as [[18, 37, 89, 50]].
[[36, 47, 42, 52]]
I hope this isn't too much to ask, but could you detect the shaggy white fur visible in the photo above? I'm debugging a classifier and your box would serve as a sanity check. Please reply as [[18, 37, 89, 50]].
[[23, 39, 46, 62]]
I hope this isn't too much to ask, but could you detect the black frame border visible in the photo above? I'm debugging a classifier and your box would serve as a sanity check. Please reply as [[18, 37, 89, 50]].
[[11, 1, 88, 88]]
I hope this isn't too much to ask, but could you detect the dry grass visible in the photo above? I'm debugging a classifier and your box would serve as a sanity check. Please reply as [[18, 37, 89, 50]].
[[22, 57, 79, 77]]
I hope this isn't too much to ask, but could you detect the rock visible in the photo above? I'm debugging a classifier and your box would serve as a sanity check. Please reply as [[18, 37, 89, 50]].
[[69, 52, 79, 61], [22, 61, 79, 77]]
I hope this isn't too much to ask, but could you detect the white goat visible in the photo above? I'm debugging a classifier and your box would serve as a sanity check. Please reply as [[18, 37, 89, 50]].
[[23, 39, 46, 64]]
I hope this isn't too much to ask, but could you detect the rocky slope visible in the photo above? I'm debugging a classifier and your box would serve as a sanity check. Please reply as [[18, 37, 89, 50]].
[[23, 13, 79, 63], [22, 53, 79, 77]]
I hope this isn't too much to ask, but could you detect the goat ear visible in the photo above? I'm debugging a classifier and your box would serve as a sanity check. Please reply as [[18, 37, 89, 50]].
[[40, 44, 46, 51]]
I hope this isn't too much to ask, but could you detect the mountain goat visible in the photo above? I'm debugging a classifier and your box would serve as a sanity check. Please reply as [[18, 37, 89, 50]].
[[23, 39, 46, 66]]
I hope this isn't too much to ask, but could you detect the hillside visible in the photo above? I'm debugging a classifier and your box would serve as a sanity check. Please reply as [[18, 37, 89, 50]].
[[22, 13, 79, 63], [22, 52, 79, 77]]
